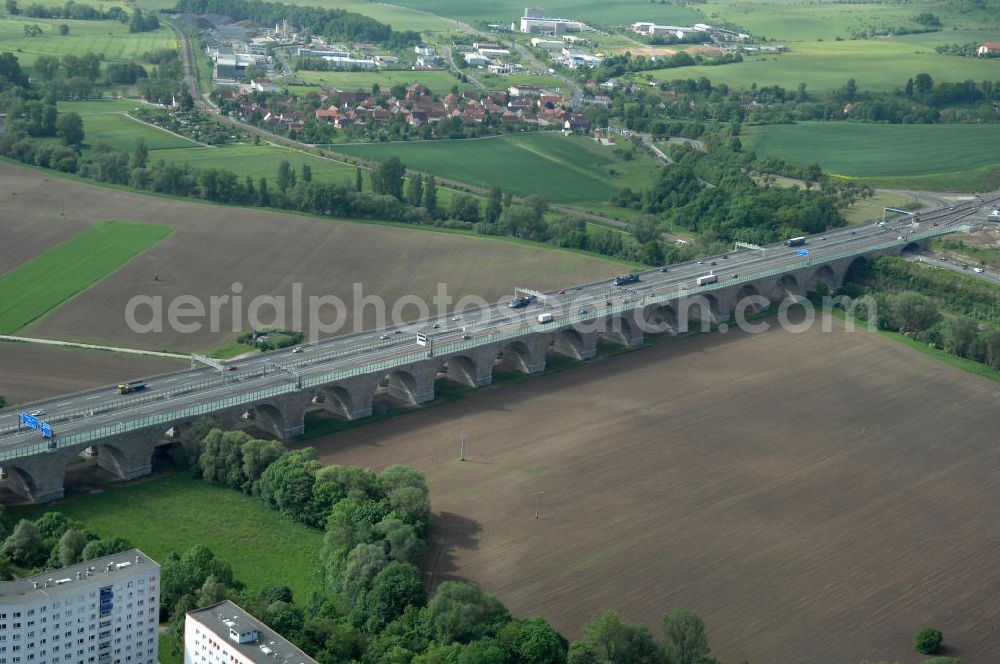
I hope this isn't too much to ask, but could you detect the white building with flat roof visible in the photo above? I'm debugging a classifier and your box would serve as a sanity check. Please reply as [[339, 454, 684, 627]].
[[323, 56, 377, 69], [185, 600, 317, 664], [531, 38, 563, 50], [0, 549, 160, 664], [520, 8, 585, 34], [630, 22, 699, 39]]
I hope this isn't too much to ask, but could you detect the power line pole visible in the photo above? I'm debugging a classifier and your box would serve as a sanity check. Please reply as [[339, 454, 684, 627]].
[[459, 432, 466, 461], [534, 491, 544, 519]]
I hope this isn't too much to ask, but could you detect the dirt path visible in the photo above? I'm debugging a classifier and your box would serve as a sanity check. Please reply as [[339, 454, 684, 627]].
[[0, 335, 189, 359]]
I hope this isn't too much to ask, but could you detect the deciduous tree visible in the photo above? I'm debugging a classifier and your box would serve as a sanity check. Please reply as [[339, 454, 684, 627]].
[[2, 520, 45, 566], [662, 608, 710, 664], [56, 111, 84, 147]]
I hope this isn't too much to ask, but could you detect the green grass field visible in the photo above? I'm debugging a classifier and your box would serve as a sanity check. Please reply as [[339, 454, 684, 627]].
[[147, 142, 482, 209], [0, 220, 173, 333], [651, 39, 1000, 94], [840, 190, 921, 224], [4, 0, 128, 9], [334, 132, 662, 203], [82, 112, 201, 151], [13, 472, 324, 601], [149, 143, 360, 181], [394, 0, 701, 29], [316, 0, 463, 32], [704, 0, 1000, 41], [58, 99, 150, 115], [743, 122, 1000, 190], [0, 15, 176, 71]]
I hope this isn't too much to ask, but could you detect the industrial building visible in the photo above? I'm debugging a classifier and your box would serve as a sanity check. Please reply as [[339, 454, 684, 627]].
[[519, 8, 585, 35]]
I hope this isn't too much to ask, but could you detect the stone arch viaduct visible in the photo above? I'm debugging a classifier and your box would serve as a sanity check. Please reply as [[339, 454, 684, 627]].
[[0, 234, 956, 503]]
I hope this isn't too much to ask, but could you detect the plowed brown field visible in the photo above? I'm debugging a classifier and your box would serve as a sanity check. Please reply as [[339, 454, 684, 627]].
[[0, 342, 187, 405], [0, 162, 628, 352], [302, 317, 1000, 664]]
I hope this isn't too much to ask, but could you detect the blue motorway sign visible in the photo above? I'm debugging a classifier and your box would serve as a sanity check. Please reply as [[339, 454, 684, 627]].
[[40, 422, 52, 439], [797, 248, 810, 256], [20, 412, 38, 430]]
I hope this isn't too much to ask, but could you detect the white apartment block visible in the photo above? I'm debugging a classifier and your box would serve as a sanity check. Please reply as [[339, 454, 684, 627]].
[[184, 600, 316, 664], [0, 549, 160, 664]]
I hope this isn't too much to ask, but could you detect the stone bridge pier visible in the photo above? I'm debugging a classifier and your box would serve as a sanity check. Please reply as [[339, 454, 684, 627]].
[[381, 362, 437, 406], [548, 326, 598, 360], [318, 374, 380, 421], [92, 428, 163, 480], [438, 345, 498, 388], [251, 392, 313, 440], [599, 312, 645, 348], [493, 336, 549, 374], [2, 427, 165, 503]]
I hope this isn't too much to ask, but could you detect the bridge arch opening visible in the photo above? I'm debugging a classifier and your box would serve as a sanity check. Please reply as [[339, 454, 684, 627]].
[[496, 340, 535, 374], [438, 354, 479, 387], [643, 303, 679, 333], [768, 274, 802, 305], [549, 327, 587, 360], [599, 313, 640, 346], [809, 265, 837, 294], [684, 293, 722, 327], [902, 241, 922, 255], [735, 284, 767, 314], [320, 385, 356, 420], [845, 256, 868, 284], [93, 443, 129, 478], [0, 465, 41, 502], [253, 402, 289, 439], [611, 314, 635, 337], [378, 370, 420, 407]]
